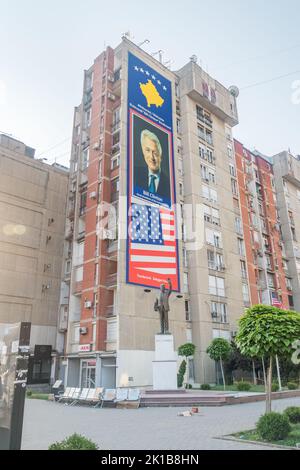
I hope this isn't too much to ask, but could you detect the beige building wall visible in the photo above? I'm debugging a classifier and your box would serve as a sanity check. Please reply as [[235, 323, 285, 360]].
[[177, 62, 245, 384], [0, 139, 69, 351]]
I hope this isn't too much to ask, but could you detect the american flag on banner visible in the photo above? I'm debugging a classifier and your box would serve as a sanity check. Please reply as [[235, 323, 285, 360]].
[[128, 203, 178, 289], [271, 292, 282, 308]]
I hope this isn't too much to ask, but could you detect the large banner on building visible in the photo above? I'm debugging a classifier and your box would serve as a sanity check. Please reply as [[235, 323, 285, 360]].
[[126, 52, 179, 291]]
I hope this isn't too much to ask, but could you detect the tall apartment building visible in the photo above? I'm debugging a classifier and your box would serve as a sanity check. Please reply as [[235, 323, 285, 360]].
[[272, 151, 300, 310], [234, 140, 299, 312], [0, 134, 69, 385], [61, 37, 246, 389]]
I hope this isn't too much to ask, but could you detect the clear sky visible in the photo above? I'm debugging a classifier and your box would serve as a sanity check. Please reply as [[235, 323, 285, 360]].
[[0, 0, 299, 167]]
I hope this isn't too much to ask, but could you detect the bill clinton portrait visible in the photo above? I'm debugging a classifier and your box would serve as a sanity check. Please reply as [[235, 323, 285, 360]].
[[133, 118, 171, 205]]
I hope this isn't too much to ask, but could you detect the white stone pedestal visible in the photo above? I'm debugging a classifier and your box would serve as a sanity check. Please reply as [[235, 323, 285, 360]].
[[152, 334, 177, 390]]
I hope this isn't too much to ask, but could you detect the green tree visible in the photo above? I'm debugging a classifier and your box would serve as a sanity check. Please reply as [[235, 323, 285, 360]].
[[206, 338, 232, 390], [178, 343, 196, 387], [235, 304, 300, 413]]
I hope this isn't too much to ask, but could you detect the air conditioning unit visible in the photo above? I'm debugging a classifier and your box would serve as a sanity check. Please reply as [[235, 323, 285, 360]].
[[278, 241, 283, 247], [107, 92, 116, 101], [84, 300, 92, 309], [79, 327, 88, 335], [93, 142, 100, 150], [107, 74, 114, 83], [89, 191, 97, 199]]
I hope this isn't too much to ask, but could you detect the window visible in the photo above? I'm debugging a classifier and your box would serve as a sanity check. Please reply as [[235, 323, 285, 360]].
[[82, 147, 89, 170], [266, 254, 272, 269], [111, 179, 119, 202], [206, 130, 213, 146], [209, 276, 225, 297], [179, 182, 184, 196], [231, 178, 238, 196], [199, 144, 206, 159], [206, 228, 222, 248], [286, 277, 292, 290], [291, 226, 297, 241], [79, 191, 87, 215], [227, 144, 233, 159], [207, 148, 214, 164], [240, 260, 247, 279], [211, 302, 227, 323], [111, 155, 120, 170], [267, 273, 275, 288], [185, 300, 191, 321], [65, 260, 71, 274], [112, 131, 120, 146], [207, 251, 224, 270], [238, 238, 245, 256], [202, 185, 218, 203], [242, 284, 250, 303], [176, 119, 181, 134], [196, 105, 204, 121], [229, 164, 236, 177], [197, 125, 205, 141], [235, 217, 243, 235], [85, 108, 91, 128]]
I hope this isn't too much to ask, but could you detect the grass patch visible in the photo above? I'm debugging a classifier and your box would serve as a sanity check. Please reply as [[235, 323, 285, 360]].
[[27, 393, 49, 400], [233, 423, 300, 448]]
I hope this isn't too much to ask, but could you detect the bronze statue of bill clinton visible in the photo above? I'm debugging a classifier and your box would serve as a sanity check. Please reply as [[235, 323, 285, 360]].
[[154, 278, 172, 334]]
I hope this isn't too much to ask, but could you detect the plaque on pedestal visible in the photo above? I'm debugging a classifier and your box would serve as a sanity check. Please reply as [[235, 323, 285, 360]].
[[152, 334, 177, 390]]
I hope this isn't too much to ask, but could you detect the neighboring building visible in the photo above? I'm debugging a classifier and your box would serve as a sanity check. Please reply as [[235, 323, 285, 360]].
[[272, 151, 300, 311], [61, 37, 243, 388], [0, 134, 69, 386], [234, 140, 291, 310]]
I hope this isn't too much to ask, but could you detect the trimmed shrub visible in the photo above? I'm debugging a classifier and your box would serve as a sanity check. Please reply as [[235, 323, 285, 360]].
[[200, 384, 211, 390], [283, 406, 300, 424], [26, 390, 32, 397], [185, 383, 192, 389], [256, 412, 291, 441], [177, 360, 186, 388], [271, 382, 279, 392], [287, 382, 298, 390], [236, 381, 251, 391], [49, 433, 98, 450]]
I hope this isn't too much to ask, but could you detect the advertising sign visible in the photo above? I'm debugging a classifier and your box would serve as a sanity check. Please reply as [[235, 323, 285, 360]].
[[0, 322, 31, 449], [127, 52, 180, 291]]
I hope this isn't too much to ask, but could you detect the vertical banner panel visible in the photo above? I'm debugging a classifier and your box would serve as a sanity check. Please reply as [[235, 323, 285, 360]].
[[126, 52, 179, 291]]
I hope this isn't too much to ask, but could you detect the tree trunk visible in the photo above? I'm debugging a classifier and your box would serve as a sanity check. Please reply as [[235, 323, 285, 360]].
[[252, 360, 257, 385], [266, 356, 273, 414], [275, 355, 282, 391], [220, 359, 226, 391], [185, 356, 189, 388], [262, 357, 267, 389]]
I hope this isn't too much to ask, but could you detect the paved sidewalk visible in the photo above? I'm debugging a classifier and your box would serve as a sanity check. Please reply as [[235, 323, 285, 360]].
[[22, 396, 300, 450]]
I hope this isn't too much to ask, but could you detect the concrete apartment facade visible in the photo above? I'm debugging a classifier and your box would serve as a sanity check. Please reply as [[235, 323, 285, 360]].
[[61, 38, 247, 389], [0, 134, 69, 385]]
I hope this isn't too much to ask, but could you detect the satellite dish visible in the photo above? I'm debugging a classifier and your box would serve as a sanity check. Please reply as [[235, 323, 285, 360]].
[[229, 85, 240, 98]]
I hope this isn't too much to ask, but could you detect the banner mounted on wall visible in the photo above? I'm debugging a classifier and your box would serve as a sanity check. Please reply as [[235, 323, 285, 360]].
[[126, 52, 180, 291]]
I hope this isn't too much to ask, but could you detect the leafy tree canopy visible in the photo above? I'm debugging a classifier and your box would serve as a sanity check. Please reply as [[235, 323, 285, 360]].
[[236, 305, 300, 359]]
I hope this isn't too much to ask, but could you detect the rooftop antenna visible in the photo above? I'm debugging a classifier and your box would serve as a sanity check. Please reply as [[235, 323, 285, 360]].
[[122, 31, 133, 40], [152, 49, 164, 63], [138, 39, 150, 47], [190, 54, 198, 64], [163, 59, 174, 69]]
